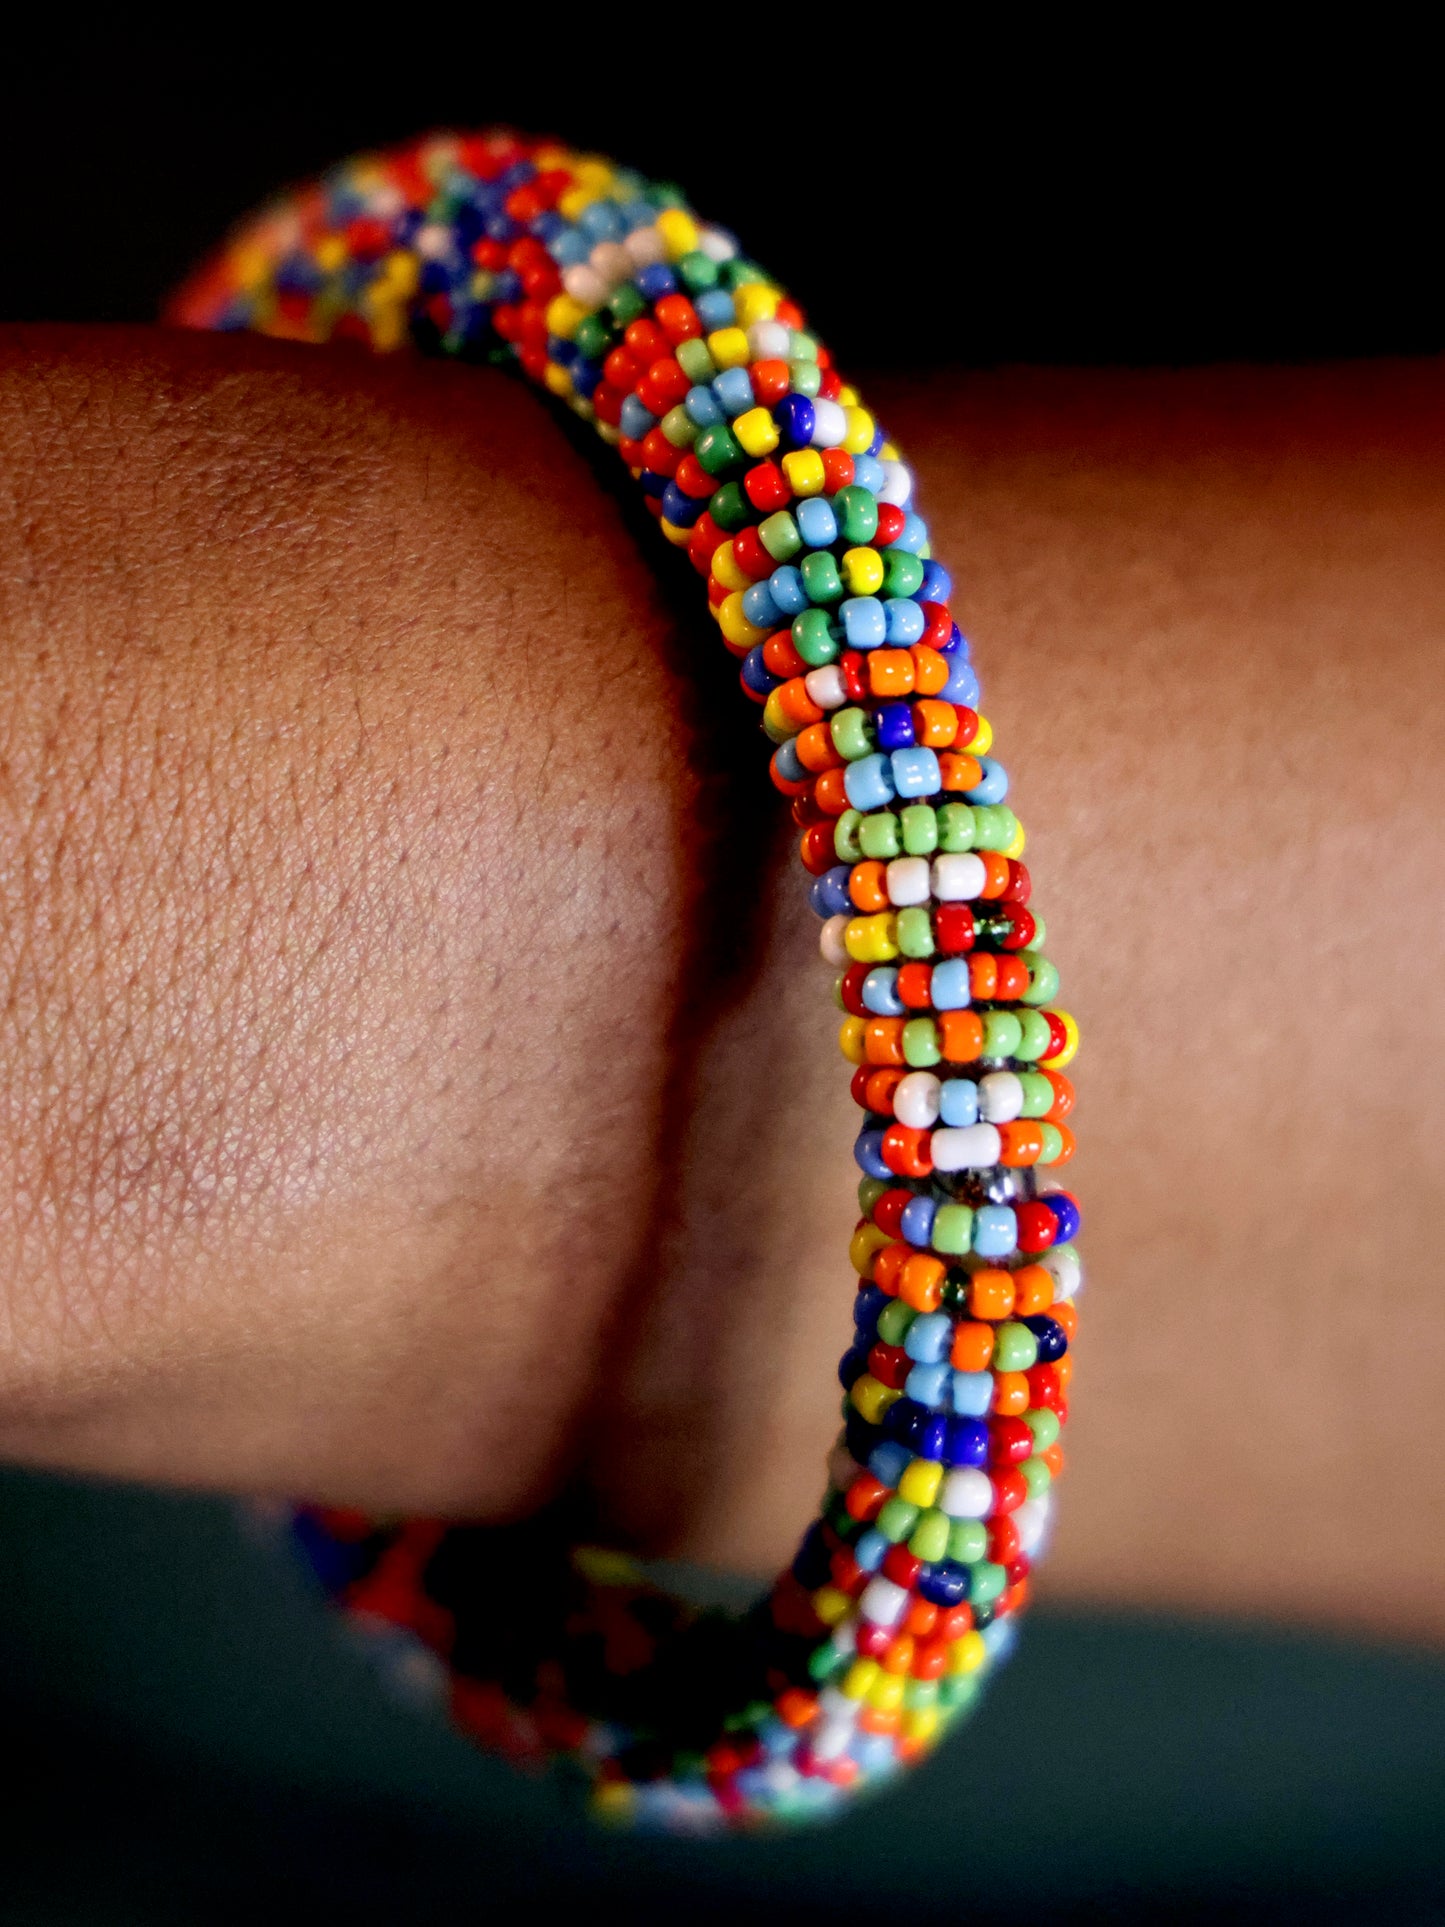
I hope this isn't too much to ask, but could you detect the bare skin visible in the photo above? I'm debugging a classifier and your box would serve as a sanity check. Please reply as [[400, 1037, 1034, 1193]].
[[1, 327, 1441, 1639]]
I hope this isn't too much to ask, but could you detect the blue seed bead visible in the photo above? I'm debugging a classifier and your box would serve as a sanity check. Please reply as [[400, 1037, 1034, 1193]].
[[695, 288, 736, 330], [740, 645, 779, 699], [635, 262, 677, 301], [965, 757, 1010, 806], [973, 1204, 1019, 1257], [685, 383, 724, 427], [841, 597, 888, 649], [854, 1528, 889, 1572], [853, 1731, 902, 1774], [844, 753, 896, 811], [854, 1282, 888, 1333], [1047, 1193, 1082, 1243], [568, 356, 601, 399], [712, 366, 754, 415], [938, 1076, 980, 1124], [772, 737, 806, 785], [890, 747, 941, 798], [550, 226, 591, 266], [884, 598, 926, 644], [868, 1441, 911, 1488], [639, 468, 669, 501], [767, 565, 808, 616], [982, 1616, 1019, 1663], [893, 512, 929, 554], [854, 1128, 891, 1179], [930, 960, 972, 1011], [1022, 1314, 1069, 1362], [661, 483, 706, 527], [918, 559, 953, 602], [944, 657, 981, 707], [838, 1344, 870, 1390], [774, 394, 815, 449], [875, 703, 916, 751], [810, 865, 853, 918], [579, 199, 625, 241], [619, 394, 656, 440], [952, 1371, 994, 1417], [899, 1193, 937, 1247], [852, 453, 885, 493], [918, 1562, 970, 1607], [944, 1417, 990, 1467], [862, 966, 904, 1016], [791, 1521, 832, 1587], [884, 1399, 933, 1452], [905, 1361, 951, 1408], [904, 1312, 952, 1364], [796, 497, 838, 547], [742, 580, 783, 629]]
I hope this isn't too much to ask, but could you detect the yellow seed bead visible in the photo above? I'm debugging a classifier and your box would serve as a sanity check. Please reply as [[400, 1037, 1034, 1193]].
[[903, 1706, 940, 1745], [837, 384, 860, 406], [559, 185, 601, 221], [850, 1221, 893, 1275], [868, 1671, 906, 1713], [1040, 1010, 1080, 1070], [733, 281, 781, 327], [659, 517, 692, 547], [574, 159, 615, 190], [850, 1373, 900, 1425], [949, 1630, 988, 1675], [734, 405, 780, 457], [314, 235, 348, 274], [761, 687, 795, 742], [842, 1658, 880, 1700], [367, 304, 406, 352], [844, 912, 900, 964], [839, 1015, 867, 1064], [812, 1585, 852, 1626], [880, 442, 900, 461], [897, 1458, 944, 1508], [841, 546, 884, 595], [782, 449, 827, 497], [656, 207, 701, 259], [711, 545, 752, 593], [1002, 816, 1027, 859], [543, 362, 574, 400], [707, 325, 751, 369], [843, 406, 876, 455], [592, 1782, 635, 1823], [718, 592, 766, 650], [546, 292, 587, 339], [971, 714, 994, 756]]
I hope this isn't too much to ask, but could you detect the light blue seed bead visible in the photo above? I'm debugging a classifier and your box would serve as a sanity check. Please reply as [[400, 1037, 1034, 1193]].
[[929, 958, 973, 1010], [952, 1371, 994, 1417], [853, 1527, 889, 1571], [905, 1361, 951, 1408], [796, 497, 838, 547], [965, 757, 1010, 806], [868, 1441, 911, 1487], [685, 384, 723, 426], [841, 597, 888, 648], [894, 512, 929, 554], [973, 1204, 1019, 1257], [938, 1076, 980, 1124], [982, 1616, 1019, 1663], [767, 565, 808, 616], [862, 966, 904, 1016], [904, 1311, 952, 1363], [943, 657, 980, 706], [890, 747, 941, 798], [712, 366, 754, 415], [884, 598, 926, 644], [742, 581, 782, 629], [551, 228, 590, 266], [695, 288, 736, 330], [844, 753, 896, 811], [579, 200, 624, 241], [899, 1193, 936, 1246], [619, 394, 656, 440], [852, 453, 885, 494], [773, 738, 805, 784]]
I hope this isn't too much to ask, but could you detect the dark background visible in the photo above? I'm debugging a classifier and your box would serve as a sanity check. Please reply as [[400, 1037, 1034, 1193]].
[[2, 28, 1443, 1926]]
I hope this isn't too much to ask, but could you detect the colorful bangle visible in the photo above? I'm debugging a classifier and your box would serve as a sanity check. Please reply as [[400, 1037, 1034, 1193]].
[[172, 129, 1082, 1832]]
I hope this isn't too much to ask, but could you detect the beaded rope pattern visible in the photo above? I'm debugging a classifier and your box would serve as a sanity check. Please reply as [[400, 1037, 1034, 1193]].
[[172, 130, 1082, 1832]]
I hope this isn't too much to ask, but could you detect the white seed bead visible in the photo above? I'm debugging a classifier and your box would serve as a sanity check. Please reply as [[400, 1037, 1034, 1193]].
[[818, 1684, 858, 1721], [932, 852, 987, 901], [810, 397, 848, 447], [624, 224, 665, 265], [812, 1716, 857, 1761], [858, 1575, 909, 1629], [562, 263, 607, 306], [820, 914, 850, 967], [978, 1070, 1025, 1123], [699, 226, 737, 262], [894, 1071, 942, 1130], [878, 459, 914, 506], [804, 664, 847, 710], [931, 1122, 1002, 1172], [940, 1468, 993, 1520], [589, 240, 631, 286], [886, 856, 932, 906], [748, 318, 791, 361], [1015, 1495, 1053, 1559], [1041, 1242, 1083, 1299], [415, 223, 453, 260]]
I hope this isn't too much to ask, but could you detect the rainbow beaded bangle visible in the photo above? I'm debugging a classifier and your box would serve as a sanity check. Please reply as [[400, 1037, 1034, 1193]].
[[172, 129, 1082, 1832]]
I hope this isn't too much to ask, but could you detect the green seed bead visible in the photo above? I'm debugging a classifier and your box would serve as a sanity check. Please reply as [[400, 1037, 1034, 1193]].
[[941, 1275, 970, 1312], [790, 331, 819, 362], [1014, 1011, 1054, 1062], [896, 908, 936, 959], [722, 256, 768, 289], [946, 1518, 988, 1564], [800, 550, 844, 605], [574, 313, 615, 359], [1037, 1121, 1065, 1164], [695, 424, 745, 477], [1021, 952, 1061, 1006], [791, 606, 839, 665], [931, 1203, 974, 1254], [883, 549, 926, 597], [994, 1321, 1039, 1373], [710, 481, 752, 531], [877, 1300, 915, 1346], [903, 1677, 940, 1711], [970, 1562, 1008, 1607], [908, 1509, 951, 1564], [939, 1674, 982, 1712], [858, 1176, 889, 1216], [936, 802, 977, 852], [877, 1496, 920, 1543], [1018, 1071, 1055, 1117], [1025, 1406, 1061, 1453], [900, 803, 939, 855], [834, 484, 879, 546], [982, 1011, 1024, 1059], [759, 511, 802, 561], [809, 1641, 848, 1683], [971, 805, 1012, 850], [661, 404, 698, 448], [677, 249, 720, 295], [831, 707, 874, 761], [859, 811, 902, 860], [789, 358, 822, 397], [902, 1017, 941, 1068], [833, 973, 847, 1011], [1021, 1456, 1053, 1500], [608, 284, 647, 326], [834, 809, 864, 863]]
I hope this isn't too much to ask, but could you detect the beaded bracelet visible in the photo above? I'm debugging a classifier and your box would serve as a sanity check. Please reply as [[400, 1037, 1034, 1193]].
[[172, 129, 1081, 1832]]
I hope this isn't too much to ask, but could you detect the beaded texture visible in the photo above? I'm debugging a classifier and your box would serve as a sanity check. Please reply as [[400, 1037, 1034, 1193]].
[[173, 129, 1081, 1833]]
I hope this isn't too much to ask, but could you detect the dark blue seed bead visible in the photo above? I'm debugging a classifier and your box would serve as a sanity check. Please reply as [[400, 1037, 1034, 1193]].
[[838, 1344, 871, 1391], [845, 1412, 882, 1464], [867, 426, 886, 457], [941, 623, 968, 657], [496, 160, 535, 191], [792, 1523, 832, 1588], [918, 1413, 949, 1460], [484, 213, 520, 244], [420, 258, 453, 295], [635, 263, 678, 301], [1046, 1193, 1082, 1244], [291, 1514, 375, 1595], [918, 1560, 971, 1607], [884, 1398, 930, 1451], [875, 702, 916, 751], [918, 560, 953, 603], [944, 1416, 990, 1467], [638, 469, 670, 501], [740, 646, 780, 698], [1022, 1314, 1069, 1362], [491, 269, 522, 303], [661, 482, 705, 528], [773, 394, 815, 450], [809, 865, 853, 919], [547, 334, 579, 366]]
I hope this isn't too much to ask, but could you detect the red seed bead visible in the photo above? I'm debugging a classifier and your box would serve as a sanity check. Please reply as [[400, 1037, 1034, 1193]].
[[1026, 1364, 1067, 1414], [882, 1123, 933, 1179], [855, 1620, 894, 1659], [988, 1516, 1022, 1565], [674, 454, 714, 499], [1042, 1011, 1069, 1059], [750, 358, 791, 404], [871, 1187, 913, 1237], [636, 357, 688, 415], [868, 1342, 911, 1389], [744, 461, 789, 511], [995, 955, 1030, 1000], [918, 602, 954, 651], [839, 962, 870, 1014], [839, 651, 869, 703], [911, 1639, 949, 1680], [640, 426, 681, 476], [875, 502, 906, 546], [653, 293, 702, 342], [732, 528, 772, 580], [821, 448, 855, 492], [990, 1469, 1029, 1516], [872, 1242, 907, 1296], [850, 1064, 872, 1108], [844, 1474, 888, 1522], [882, 1544, 923, 1589], [801, 823, 836, 875], [1014, 1200, 1059, 1254], [624, 319, 667, 362], [934, 904, 975, 954], [997, 907, 1037, 951], [1002, 859, 1032, 904]]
